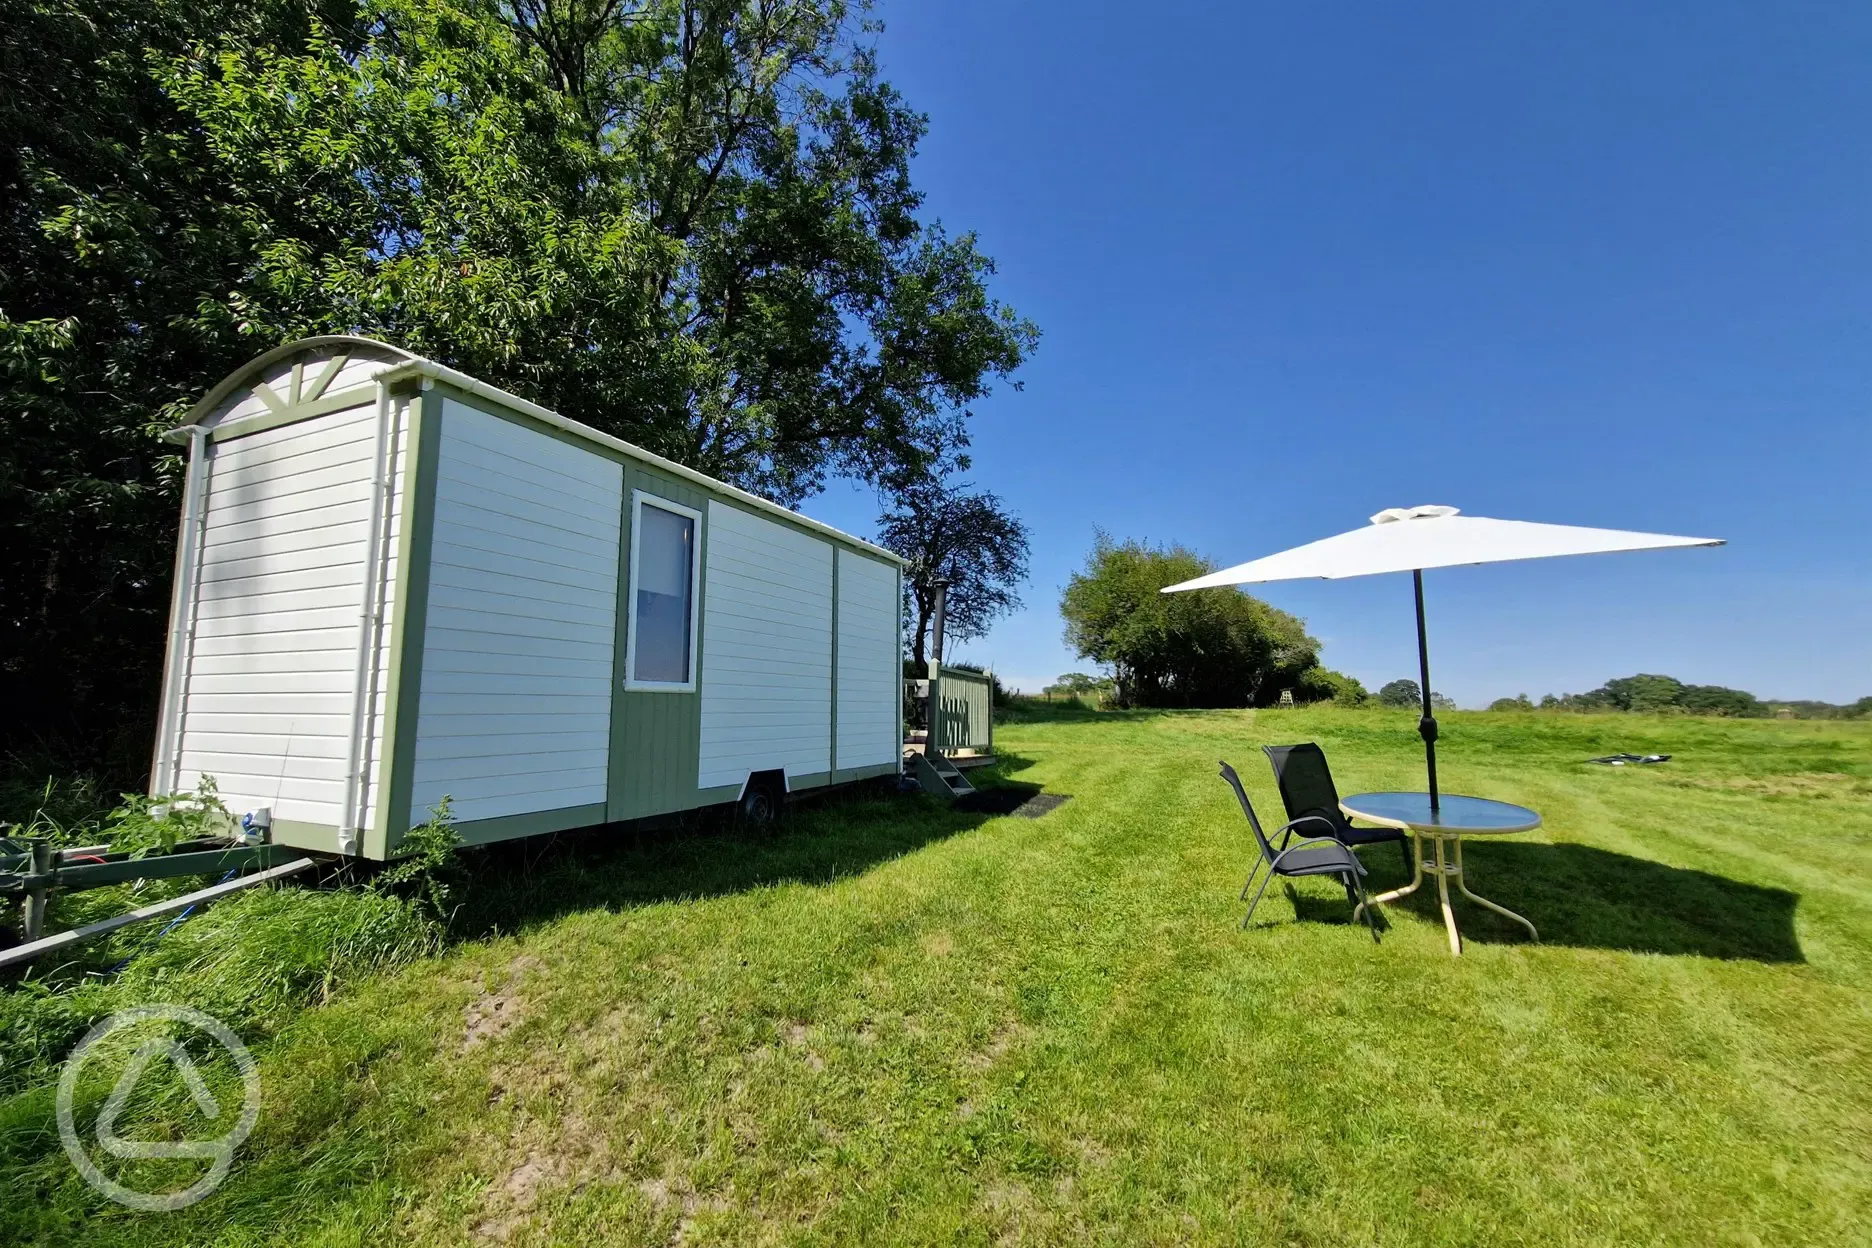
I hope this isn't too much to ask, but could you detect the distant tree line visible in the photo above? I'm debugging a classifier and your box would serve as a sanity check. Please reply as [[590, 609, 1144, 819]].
[[1758, 698, 1872, 720], [1058, 534, 1364, 709], [1486, 675, 1871, 719]]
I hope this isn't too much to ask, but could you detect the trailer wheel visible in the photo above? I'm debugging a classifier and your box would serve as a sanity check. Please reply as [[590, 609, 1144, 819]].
[[736, 774, 784, 833]]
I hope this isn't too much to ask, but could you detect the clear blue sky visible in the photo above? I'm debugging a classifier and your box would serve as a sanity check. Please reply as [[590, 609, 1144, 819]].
[[800, 1, 1872, 705]]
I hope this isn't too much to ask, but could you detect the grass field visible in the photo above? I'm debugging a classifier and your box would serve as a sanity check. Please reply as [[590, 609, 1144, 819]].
[[5, 707, 1871, 1245]]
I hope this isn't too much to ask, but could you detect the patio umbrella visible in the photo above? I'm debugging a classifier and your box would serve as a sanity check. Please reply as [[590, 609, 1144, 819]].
[[1161, 505, 1723, 810]]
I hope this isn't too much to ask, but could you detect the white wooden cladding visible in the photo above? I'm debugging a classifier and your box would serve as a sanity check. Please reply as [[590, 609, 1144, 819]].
[[173, 399, 405, 827], [698, 501, 835, 788], [408, 400, 621, 823], [836, 550, 902, 769]]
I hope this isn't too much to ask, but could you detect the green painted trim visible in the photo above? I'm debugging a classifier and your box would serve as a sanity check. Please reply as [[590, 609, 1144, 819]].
[[778, 763, 898, 795], [608, 463, 710, 822], [289, 359, 304, 404], [272, 818, 344, 854], [252, 379, 286, 414], [694, 783, 741, 807], [209, 385, 380, 443], [182, 336, 418, 428], [690, 484, 712, 792], [302, 352, 349, 402], [605, 465, 635, 822], [831, 762, 900, 787], [447, 802, 609, 849], [829, 549, 841, 772], [896, 564, 906, 776], [369, 386, 443, 861], [427, 380, 603, 461]]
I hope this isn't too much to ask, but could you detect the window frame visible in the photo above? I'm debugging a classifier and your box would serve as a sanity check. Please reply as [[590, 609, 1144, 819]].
[[622, 490, 703, 693]]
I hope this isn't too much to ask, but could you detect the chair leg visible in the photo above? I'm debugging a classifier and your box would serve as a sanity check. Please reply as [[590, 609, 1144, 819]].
[[1351, 872, 1380, 943], [1397, 837, 1414, 876], [1241, 869, 1277, 930], [1240, 857, 1265, 901]]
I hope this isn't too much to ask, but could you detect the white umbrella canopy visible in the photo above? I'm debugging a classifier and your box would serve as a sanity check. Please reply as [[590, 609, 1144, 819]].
[[1162, 505, 1724, 809], [1163, 505, 1723, 591]]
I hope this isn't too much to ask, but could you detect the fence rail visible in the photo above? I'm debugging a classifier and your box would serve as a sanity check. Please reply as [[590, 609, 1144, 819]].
[[907, 665, 994, 755]]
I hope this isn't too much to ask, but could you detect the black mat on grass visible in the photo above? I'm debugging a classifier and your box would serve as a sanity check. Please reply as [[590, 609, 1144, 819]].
[[954, 787, 1070, 818]]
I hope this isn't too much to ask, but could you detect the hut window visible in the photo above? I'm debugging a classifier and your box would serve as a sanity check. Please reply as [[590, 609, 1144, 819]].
[[626, 493, 700, 689]]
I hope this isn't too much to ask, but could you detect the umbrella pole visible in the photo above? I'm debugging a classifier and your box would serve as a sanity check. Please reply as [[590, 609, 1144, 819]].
[[1413, 569, 1440, 811]]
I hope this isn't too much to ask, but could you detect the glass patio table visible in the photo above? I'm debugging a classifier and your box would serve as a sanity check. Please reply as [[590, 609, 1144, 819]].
[[1339, 792, 1541, 956]]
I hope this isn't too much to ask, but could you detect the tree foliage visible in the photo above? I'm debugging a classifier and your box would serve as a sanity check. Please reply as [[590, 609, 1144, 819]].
[[1058, 534, 1327, 709], [877, 474, 1029, 667], [1538, 674, 1767, 717], [1, 0, 1035, 762], [1295, 668, 1366, 705], [1375, 679, 1452, 709], [1760, 697, 1872, 720], [1039, 671, 1115, 707]]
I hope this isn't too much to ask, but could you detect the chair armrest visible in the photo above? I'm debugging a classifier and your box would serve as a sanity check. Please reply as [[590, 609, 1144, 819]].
[[1278, 815, 1342, 841], [1269, 837, 1362, 873]]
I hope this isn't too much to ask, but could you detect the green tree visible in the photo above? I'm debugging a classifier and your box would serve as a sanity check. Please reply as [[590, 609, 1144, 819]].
[[2, 0, 1035, 764], [1059, 534, 1322, 708], [1296, 668, 1366, 705], [1769, 696, 1872, 720], [1041, 671, 1114, 707], [1047, 672, 1110, 696], [877, 474, 1030, 668], [1489, 694, 1535, 712], [1599, 674, 1687, 713], [1377, 679, 1421, 707], [1677, 684, 1764, 717]]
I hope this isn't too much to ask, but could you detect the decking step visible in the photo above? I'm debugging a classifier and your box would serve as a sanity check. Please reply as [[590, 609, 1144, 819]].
[[909, 749, 977, 799]]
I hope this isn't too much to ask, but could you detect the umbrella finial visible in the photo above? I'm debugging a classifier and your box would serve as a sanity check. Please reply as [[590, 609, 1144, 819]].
[[1371, 504, 1460, 525]]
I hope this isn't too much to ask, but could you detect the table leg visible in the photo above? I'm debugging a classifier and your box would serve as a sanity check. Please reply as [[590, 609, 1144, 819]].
[[1452, 837, 1539, 942], [1432, 834, 1462, 956], [1353, 829, 1425, 923]]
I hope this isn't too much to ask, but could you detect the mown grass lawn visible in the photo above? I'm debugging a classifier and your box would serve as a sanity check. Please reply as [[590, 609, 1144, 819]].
[[5, 707, 1871, 1245]]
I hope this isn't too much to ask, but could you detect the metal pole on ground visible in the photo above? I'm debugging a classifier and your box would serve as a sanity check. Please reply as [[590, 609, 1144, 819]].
[[21, 839, 51, 943]]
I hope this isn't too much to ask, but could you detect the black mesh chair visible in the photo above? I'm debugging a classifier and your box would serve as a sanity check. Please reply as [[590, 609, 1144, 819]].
[[1218, 761, 1379, 941], [1264, 743, 1413, 875]]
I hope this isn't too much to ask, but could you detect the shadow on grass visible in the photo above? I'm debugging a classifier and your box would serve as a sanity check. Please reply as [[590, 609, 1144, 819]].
[[1340, 841, 1804, 962], [447, 761, 1049, 941]]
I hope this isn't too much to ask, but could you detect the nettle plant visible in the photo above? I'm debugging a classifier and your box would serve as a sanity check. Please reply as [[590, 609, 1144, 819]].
[[2, 776, 234, 856], [113, 777, 235, 856]]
